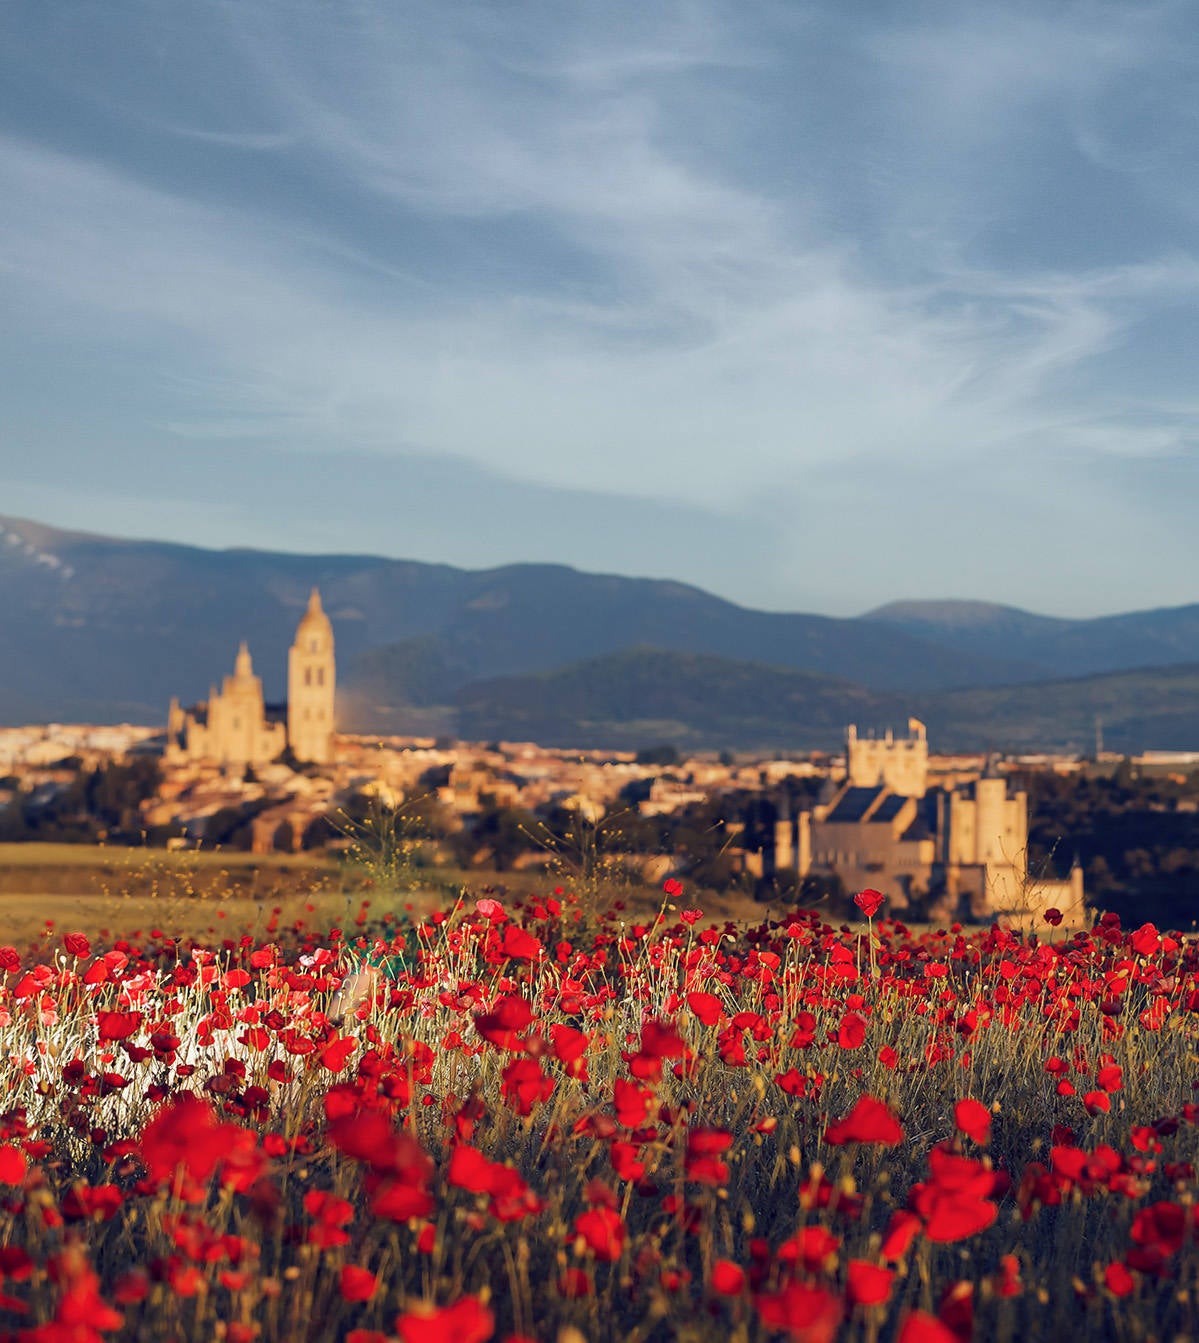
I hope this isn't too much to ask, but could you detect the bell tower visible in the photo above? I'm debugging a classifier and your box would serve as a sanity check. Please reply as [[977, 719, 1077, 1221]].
[[287, 588, 336, 763]]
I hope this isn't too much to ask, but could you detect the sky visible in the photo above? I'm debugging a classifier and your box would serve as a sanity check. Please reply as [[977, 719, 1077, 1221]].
[[1, 0, 1197, 618]]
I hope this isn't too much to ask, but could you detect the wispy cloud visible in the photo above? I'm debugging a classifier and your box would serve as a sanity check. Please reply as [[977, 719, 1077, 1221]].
[[0, 1, 1196, 614]]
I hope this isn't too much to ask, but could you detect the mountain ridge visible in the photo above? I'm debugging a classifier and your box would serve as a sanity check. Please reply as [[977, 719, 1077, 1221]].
[[0, 515, 1196, 750]]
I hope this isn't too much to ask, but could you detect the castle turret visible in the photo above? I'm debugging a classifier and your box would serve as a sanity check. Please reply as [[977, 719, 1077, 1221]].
[[287, 588, 336, 763]]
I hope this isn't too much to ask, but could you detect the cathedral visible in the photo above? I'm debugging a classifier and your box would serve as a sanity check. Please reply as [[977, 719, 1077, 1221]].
[[165, 589, 336, 769]]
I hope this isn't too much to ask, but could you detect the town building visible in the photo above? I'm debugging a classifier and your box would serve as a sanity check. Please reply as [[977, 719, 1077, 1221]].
[[782, 721, 1084, 924], [165, 589, 335, 770]]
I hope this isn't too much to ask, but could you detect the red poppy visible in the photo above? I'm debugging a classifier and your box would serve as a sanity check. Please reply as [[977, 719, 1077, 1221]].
[[395, 1295, 495, 1343], [686, 991, 725, 1025], [473, 995, 534, 1050], [340, 1265, 378, 1302], [557, 1268, 593, 1298], [953, 1099, 991, 1145], [846, 1260, 895, 1306], [613, 1078, 654, 1129], [1130, 923, 1161, 957], [500, 1058, 554, 1116], [1096, 1064, 1123, 1093], [320, 1035, 358, 1073], [755, 1282, 843, 1343], [1104, 1261, 1136, 1297], [501, 923, 544, 961], [909, 1149, 999, 1243], [854, 888, 884, 918], [63, 932, 91, 958], [575, 1205, 625, 1261], [824, 1095, 903, 1147], [993, 1254, 1023, 1298], [837, 1012, 867, 1050], [711, 1260, 746, 1296], [138, 1095, 241, 1194], [897, 1310, 959, 1343], [880, 1209, 922, 1262], [96, 1010, 142, 1043], [0, 1144, 28, 1185]]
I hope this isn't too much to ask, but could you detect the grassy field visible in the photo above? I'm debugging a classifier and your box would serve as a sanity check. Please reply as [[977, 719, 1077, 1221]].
[[0, 842, 376, 949], [0, 841, 784, 949]]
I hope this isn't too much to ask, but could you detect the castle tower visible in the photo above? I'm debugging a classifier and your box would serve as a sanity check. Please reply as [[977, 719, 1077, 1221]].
[[845, 719, 928, 796], [288, 588, 335, 763], [773, 806, 794, 875]]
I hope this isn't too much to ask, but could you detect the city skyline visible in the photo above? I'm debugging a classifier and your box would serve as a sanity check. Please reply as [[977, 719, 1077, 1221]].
[[2, 2, 1198, 617]]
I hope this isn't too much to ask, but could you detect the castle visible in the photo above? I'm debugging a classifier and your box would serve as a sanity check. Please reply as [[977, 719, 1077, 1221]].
[[773, 720, 1084, 923], [165, 589, 336, 769]]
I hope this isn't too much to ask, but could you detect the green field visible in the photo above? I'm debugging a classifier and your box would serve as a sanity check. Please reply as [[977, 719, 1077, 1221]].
[[0, 841, 784, 949], [0, 842, 367, 949]]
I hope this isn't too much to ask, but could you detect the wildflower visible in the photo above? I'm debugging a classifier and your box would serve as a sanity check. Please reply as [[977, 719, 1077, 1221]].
[[953, 1099, 991, 1145], [396, 1295, 495, 1343], [824, 1095, 903, 1147], [0, 1144, 28, 1185], [846, 1260, 895, 1306], [711, 1260, 746, 1296], [854, 889, 884, 919], [340, 1265, 378, 1302], [755, 1282, 842, 1343], [575, 1206, 625, 1261]]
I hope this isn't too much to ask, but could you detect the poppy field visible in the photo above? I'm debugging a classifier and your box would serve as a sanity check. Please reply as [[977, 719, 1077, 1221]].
[[1, 884, 1198, 1343]]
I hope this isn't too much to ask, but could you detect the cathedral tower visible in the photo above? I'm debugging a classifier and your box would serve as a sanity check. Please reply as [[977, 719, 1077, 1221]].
[[287, 589, 336, 763]]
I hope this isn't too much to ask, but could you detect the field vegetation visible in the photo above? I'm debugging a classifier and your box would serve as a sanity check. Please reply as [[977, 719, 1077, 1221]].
[[0, 860, 1197, 1342]]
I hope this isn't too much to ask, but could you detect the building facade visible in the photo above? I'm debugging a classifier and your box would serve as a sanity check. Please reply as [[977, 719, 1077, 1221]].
[[287, 589, 336, 764], [166, 589, 336, 769], [782, 722, 1084, 924]]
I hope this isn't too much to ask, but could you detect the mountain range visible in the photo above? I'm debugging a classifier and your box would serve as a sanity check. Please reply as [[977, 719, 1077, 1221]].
[[1, 514, 1196, 752]]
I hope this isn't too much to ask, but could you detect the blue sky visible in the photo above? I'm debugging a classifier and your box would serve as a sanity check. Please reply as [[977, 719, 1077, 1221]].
[[1, 1, 1197, 617]]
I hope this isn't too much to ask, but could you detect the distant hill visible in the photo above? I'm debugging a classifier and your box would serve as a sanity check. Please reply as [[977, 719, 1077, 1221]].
[[450, 648, 895, 751], [861, 598, 1199, 679], [0, 515, 1035, 727], [0, 515, 1196, 751], [436, 650, 1199, 754]]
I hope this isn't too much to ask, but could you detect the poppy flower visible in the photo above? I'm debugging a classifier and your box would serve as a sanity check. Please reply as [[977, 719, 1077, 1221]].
[[96, 1010, 142, 1043], [613, 1079, 654, 1129], [575, 1206, 625, 1261], [846, 1260, 895, 1306], [1104, 1262, 1136, 1297], [396, 1295, 495, 1343], [897, 1310, 959, 1343], [837, 1012, 867, 1050], [755, 1282, 843, 1343], [711, 1260, 745, 1296], [0, 1144, 28, 1185], [993, 1254, 1022, 1298], [340, 1265, 378, 1302], [953, 1099, 991, 1145], [686, 992, 725, 1026], [909, 1149, 999, 1243], [500, 1058, 553, 1115], [824, 1095, 903, 1147], [557, 1268, 593, 1298], [854, 889, 884, 918]]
